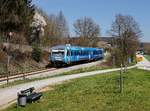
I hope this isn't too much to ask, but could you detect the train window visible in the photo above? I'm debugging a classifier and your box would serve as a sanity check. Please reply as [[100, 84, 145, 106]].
[[80, 51, 82, 56], [75, 51, 78, 56], [94, 51, 97, 55], [71, 51, 73, 56], [74, 51, 76, 56], [82, 51, 84, 55], [75, 51, 77, 55], [82, 51, 84, 56], [52, 51, 64, 56], [79, 51, 81, 55], [84, 51, 86, 55], [86, 51, 88, 55], [100, 50, 102, 54]]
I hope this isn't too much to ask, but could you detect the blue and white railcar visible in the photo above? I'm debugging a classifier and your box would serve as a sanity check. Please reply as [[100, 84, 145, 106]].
[[50, 44, 104, 66]]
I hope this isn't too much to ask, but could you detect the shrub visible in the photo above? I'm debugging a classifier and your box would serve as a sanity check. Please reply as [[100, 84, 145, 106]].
[[0, 44, 6, 62], [32, 44, 42, 62], [0, 50, 5, 62], [11, 49, 25, 61]]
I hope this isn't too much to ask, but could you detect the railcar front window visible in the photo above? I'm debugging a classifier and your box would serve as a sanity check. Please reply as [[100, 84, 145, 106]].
[[52, 52, 64, 56]]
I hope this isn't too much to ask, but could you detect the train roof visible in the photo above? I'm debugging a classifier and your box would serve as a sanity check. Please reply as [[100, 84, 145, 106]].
[[51, 44, 103, 50]]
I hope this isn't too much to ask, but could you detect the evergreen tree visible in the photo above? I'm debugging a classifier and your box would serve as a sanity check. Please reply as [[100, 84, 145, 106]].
[[0, 0, 34, 42]]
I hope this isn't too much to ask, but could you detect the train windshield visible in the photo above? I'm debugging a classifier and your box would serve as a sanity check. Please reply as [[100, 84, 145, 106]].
[[52, 50, 65, 56]]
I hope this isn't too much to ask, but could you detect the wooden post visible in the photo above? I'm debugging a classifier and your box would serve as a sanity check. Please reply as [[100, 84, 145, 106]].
[[6, 56, 11, 84], [113, 55, 115, 67], [119, 64, 123, 93], [125, 64, 127, 72], [6, 73, 8, 84], [7, 71, 9, 84], [23, 72, 25, 80], [22, 66, 25, 80]]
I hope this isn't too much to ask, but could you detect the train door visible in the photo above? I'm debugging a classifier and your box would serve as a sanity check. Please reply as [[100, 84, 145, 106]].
[[67, 49, 71, 64], [71, 50, 76, 62], [73, 50, 78, 62]]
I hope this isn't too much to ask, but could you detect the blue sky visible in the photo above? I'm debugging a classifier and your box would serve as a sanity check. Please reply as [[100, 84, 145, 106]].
[[32, 0, 150, 42]]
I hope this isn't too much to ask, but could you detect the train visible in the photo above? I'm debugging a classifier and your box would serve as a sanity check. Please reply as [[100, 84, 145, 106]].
[[50, 44, 104, 67]]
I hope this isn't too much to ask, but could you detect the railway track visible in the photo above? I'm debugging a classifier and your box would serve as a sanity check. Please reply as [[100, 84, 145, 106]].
[[0, 68, 57, 82], [0, 60, 104, 84]]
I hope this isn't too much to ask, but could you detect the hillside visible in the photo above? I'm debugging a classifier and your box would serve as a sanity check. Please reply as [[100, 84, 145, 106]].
[[0, 44, 49, 75]]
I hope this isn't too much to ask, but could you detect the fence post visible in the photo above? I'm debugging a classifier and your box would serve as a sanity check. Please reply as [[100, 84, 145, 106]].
[[125, 64, 127, 72], [7, 71, 9, 84], [22, 67, 25, 80], [119, 64, 123, 93], [6, 55, 11, 85], [23, 72, 25, 80]]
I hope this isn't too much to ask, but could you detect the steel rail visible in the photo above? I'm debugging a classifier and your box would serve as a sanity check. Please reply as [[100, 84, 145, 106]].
[[0, 68, 57, 82]]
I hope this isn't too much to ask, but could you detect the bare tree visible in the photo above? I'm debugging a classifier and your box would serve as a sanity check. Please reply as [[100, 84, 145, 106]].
[[74, 17, 100, 38], [48, 14, 61, 38], [143, 43, 150, 54], [110, 14, 142, 66], [74, 17, 100, 47]]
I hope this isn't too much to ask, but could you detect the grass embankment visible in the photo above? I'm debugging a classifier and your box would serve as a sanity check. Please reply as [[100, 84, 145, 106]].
[[3, 69, 150, 111], [63, 65, 110, 75], [0, 65, 110, 88], [144, 55, 150, 61]]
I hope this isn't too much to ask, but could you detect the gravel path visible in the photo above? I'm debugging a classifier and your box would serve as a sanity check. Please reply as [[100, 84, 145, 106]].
[[0, 65, 136, 109]]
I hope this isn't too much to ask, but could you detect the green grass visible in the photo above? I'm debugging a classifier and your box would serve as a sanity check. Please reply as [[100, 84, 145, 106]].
[[62, 65, 110, 75], [3, 69, 150, 111], [144, 55, 150, 61], [0, 65, 110, 88]]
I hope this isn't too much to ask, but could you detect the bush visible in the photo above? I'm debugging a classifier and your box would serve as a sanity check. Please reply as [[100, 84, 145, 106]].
[[0, 50, 6, 62], [0, 44, 6, 62], [11, 49, 25, 61], [32, 44, 42, 62]]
